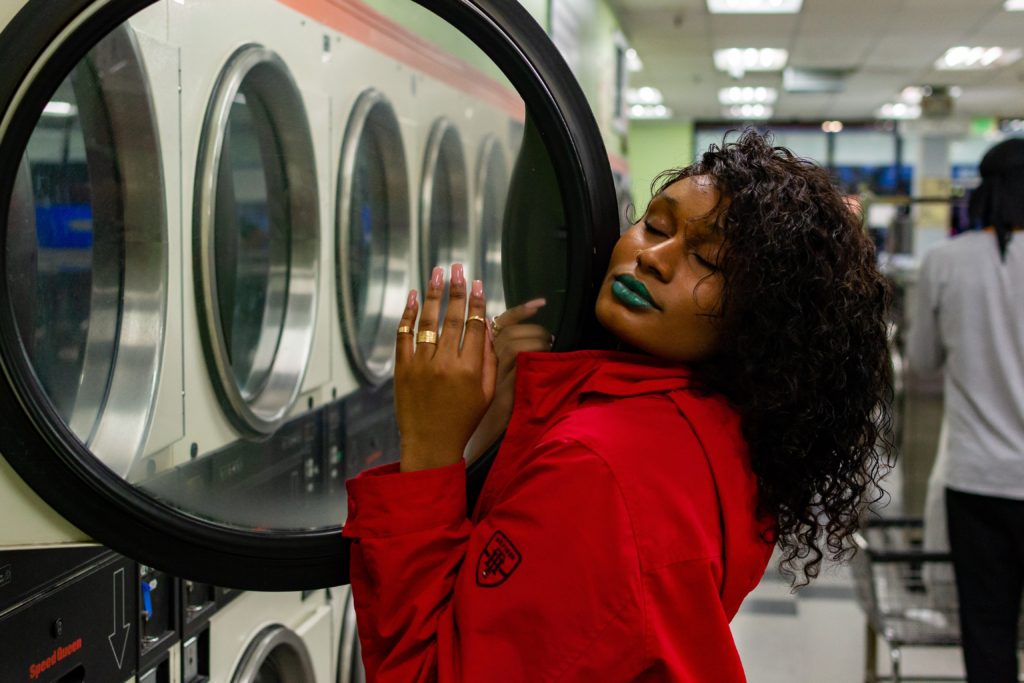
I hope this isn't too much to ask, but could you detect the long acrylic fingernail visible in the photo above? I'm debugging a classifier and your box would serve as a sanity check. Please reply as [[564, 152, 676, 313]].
[[407, 289, 418, 307], [451, 263, 465, 286], [431, 266, 443, 288], [525, 297, 546, 308], [471, 279, 483, 298]]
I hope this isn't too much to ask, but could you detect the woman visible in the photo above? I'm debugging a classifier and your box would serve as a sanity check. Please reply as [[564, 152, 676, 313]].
[[342, 131, 893, 681], [908, 137, 1024, 682]]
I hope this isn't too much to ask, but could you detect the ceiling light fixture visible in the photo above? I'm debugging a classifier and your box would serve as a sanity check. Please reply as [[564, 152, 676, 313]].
[[936, 46, 1022, 70], [821, 120, 844, 133], [718, 86, 778, 105], [42, 101, 77, 117], [707, 0, 802, 13], [723, 104, 773, 119], [1004, 0, 1024, 10], [877, 102, 921, 120], [626, 86, 664, 106], [625, 48, 644, 73], [713, 48, 788, 78], [900, 86, 924, 104], [630, 104, 673, 120]]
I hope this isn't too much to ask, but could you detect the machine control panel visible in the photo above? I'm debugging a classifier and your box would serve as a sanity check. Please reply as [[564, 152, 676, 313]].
[[0, 549, 138, 682]]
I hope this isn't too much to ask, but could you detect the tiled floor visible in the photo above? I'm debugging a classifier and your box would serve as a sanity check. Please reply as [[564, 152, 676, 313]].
[[732, 559, 967, 683]]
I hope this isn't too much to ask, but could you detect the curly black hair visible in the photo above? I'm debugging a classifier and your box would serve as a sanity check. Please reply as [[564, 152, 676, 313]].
[[649, 130, 894, 586]]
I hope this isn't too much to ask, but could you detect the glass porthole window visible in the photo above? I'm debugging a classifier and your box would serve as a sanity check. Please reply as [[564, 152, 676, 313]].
[[194, 45, 320, 436], [474, 136, 509, 319], [0, 0, 618, 589], [231, 626, 316, 683], [420, 119, 470, 280], [3, 25, 166, 477], [337, 90, 411, 385]]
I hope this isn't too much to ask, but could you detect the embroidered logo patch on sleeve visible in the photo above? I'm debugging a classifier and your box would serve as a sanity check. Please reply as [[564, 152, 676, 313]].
[[476, 531, 522, 587]]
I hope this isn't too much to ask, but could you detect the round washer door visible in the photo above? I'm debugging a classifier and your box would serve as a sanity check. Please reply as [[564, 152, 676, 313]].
[[420, 118, 470, 282], [232, 625, 316, 683], [337, 89, 411, 386], [0, 0, 618, 590], [194, 44, 320, 437], [473, 135, 509, 320], [4, 22, 167, 480]]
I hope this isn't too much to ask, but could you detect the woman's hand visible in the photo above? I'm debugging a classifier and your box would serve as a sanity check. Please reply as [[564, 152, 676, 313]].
[[395, 264, 497, 472], [464, 298, 550, 464]]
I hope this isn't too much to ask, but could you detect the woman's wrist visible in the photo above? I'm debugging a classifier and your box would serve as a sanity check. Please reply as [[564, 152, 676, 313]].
[[399, 439, 464, 472]]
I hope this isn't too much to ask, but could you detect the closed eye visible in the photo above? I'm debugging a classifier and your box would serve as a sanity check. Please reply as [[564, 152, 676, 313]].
[[644, 221, 667, 237], [693, 253, 719, 271]]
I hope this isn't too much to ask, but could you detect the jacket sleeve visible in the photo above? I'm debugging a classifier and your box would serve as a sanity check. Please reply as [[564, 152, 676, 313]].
[[906, 250, 945, 375], [341, 438, 645, 682]]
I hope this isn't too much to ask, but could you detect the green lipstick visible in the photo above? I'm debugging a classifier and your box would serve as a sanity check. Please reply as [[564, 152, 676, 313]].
[[612, 275, 656, 309]]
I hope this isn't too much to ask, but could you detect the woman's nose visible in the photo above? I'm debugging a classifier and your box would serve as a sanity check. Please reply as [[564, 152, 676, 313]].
[[636, 241, 674, 282]]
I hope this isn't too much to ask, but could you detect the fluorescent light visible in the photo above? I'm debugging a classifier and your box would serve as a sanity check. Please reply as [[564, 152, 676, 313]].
[[42, 101, 77, 117], [713, 48, 788, 78], [626, 87, 663, 106], [718, 86, 778, 105], [724, 104, 773, 119], [707, 0, 802, 13], [1004, 0, 1024, 10], [900, 86, 924, 104], [783, 67, 844, 93], [630, 104, 673, 120], [625, 48, 644, 72], [877, 102, 921, 120], [936, 46, 1022, 70]]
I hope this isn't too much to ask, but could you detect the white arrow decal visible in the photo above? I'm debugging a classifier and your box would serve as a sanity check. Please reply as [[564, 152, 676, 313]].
[[108, 568, 131, 669]]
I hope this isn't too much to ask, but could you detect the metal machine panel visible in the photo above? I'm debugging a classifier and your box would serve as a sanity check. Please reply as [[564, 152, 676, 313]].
[[0, 550, 138, 682]]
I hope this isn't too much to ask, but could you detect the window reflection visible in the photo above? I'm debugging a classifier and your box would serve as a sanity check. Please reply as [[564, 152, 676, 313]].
[[422, 122, 469, 282], [214, 87, 290, 399], [7, 69, 116, 438], [477, 140, 508, 319], [349, 121, 391, 355]]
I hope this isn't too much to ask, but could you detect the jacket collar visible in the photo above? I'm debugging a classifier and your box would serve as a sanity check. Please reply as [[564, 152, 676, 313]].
[[512, 350, 691, 425]]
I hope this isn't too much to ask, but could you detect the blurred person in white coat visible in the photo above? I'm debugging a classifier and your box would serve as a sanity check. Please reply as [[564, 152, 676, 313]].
[[908, 138, 1024, 683]]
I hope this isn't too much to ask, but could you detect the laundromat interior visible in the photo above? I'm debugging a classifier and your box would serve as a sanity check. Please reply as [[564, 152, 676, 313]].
[[0, 0, 1020, 681]]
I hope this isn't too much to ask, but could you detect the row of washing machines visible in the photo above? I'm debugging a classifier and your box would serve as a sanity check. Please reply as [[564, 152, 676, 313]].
[[0, 0, 553, 680], [0, 545, 358, 682]]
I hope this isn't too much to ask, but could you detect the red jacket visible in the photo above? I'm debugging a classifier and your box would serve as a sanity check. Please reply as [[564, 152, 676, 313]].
[[343, 350, 774, 682]]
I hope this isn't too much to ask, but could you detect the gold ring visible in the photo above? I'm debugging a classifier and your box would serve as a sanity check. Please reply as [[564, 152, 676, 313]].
[[416, 330, 438, 344], [467, 315, 487, 325], [490, 318, 502, 336], [397, 325, 413, 335]]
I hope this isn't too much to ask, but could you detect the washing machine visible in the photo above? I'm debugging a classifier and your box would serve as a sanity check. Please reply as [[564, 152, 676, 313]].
[[0, 0, 620, 679]]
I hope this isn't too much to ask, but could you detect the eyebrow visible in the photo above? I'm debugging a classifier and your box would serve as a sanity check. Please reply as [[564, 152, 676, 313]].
[[654, 192, 725, 236]]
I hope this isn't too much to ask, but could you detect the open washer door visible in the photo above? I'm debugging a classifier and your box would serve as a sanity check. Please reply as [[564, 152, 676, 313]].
[[0, 0, 618, 590]]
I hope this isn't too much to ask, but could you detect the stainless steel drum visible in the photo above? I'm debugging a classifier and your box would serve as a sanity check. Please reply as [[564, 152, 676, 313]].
[[194, 45, 320, 437], [337, 89, 411, 386], [3, 24, 166, 478]]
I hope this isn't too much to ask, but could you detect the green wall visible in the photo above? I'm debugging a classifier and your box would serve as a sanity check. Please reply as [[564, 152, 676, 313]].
[[519, 0, 549, 30], [627, 120, 694, 211]]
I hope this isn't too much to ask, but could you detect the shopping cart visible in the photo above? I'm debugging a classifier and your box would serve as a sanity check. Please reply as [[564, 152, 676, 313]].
[[852, 518, 962, 683]]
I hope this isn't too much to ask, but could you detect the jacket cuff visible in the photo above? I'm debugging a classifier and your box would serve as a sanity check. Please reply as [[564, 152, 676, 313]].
[[342, 460, 467, 538]]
